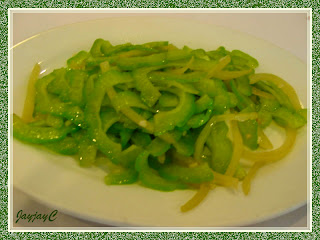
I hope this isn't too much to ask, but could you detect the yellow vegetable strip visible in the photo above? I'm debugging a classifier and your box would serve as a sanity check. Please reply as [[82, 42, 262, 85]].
[[242, 127, 296, 163], [212, 68, 253, 80], [180, 183, 211, 212], [105, 86, 118, 101], [225, 121, 243, 177], [207, 55, 231, 78], [194, 112, 258, 162], [251, 86, 275, 99], [158, 132, 179, 145], [249, 73, 302, 110], [257, 127, 273, 150], [161, 44, 178, 51], [169, 150, 196, 167], [121, 106, 154, 133], [21, 63, 41, 123], [100, 61, 110, 72], [106, 86, 154, 133], [117, 50, 149, 58], [242, 161, 264, 195], [212, 171, 239, 188], [171, 56, 194, 74]]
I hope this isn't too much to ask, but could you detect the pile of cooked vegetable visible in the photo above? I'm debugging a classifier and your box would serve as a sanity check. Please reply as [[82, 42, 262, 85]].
[[13, 39, 307, 212]]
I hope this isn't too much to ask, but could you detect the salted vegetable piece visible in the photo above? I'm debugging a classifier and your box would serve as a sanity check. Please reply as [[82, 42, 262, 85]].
[[172, 133, 195, 157], [206, 46, 230, 60], [147, 137, 171, 157], [117, 145, 143, 168], [65, 70, 87, 106], [131, 131, 152, 148], [230, 49, 259, 69], [73, 130, 97, 167], [44, 137, 79, 155], [158, 162, 214, 184], [230, 79, 255, 111], [206, 121, 233, 174], [117, 53, 167, 70], [35, 72, 85, 127], [90, 38, 112, 57], [257, 97, 280, 128], [194, 95, 213, 114], [67, 50, 89, 69], [235, 76, 252, 97], [194, 78, 226, 98], [272, 107, 307, 129], [238, 116, 259, 150], [132, 67, 161, 107], [257, 110, 272, 129], [113, 91, 150, 111], [187, 110, 212, 129], [230, 79, 259, 150], [105, 167, 138, 185], [45, 115, 64, 128], [158, 92, 179, 108], [135, 151, 187, 191], [13, 114, 77, 144], [154, 89, 195, 136], [47, 68, 69, 101]]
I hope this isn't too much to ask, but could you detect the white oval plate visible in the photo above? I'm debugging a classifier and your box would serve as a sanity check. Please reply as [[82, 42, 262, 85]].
[[11, 16, 309, 227]]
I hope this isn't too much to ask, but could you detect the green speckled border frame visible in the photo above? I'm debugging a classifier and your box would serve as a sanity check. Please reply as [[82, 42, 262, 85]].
[[2, 0, 319, 238]]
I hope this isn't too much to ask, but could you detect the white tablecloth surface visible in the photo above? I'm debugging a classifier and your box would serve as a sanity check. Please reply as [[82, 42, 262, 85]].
[[10, 11, 310, 230]]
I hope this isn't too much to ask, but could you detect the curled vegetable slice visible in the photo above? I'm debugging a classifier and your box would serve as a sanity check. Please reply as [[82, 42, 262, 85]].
[[254, 80, 294, 111], [180, 183, 211, 212], [257, 127, 273, 150], [249, 73, 301, 110], [242, 127, 296, 163], [154, 88, 195, 136], [194, 112, 258, 162], [242, 162, 265, 195]]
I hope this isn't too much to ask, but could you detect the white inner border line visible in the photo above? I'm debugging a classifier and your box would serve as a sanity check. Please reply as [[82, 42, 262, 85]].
[[7, 8, 312, 232]]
